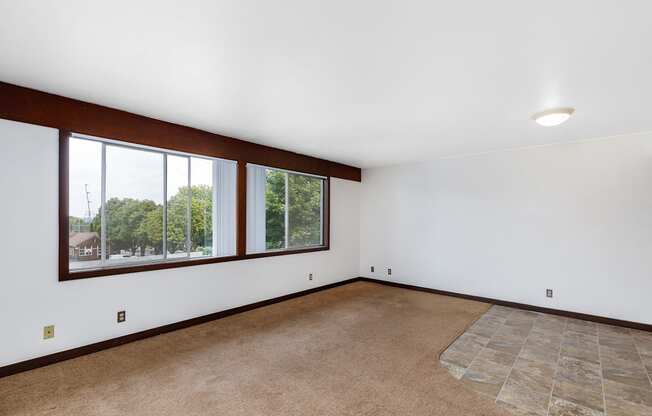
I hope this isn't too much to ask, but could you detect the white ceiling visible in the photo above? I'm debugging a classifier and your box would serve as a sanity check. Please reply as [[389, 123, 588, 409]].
[[1, 1, 651, 168]]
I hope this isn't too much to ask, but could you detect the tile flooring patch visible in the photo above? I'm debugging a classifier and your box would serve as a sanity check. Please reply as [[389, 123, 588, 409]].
[[440, 305, 652, 415]]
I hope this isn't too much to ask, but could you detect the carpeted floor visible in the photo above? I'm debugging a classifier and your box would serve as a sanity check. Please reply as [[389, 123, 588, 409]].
[[0, 281, 509, 416]]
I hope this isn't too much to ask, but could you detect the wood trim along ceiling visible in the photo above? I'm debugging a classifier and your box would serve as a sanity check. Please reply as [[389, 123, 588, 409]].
[[0, 81, 361, 181]]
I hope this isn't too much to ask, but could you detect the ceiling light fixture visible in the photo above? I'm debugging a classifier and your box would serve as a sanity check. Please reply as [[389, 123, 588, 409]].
[[532, 107, 575, 127]]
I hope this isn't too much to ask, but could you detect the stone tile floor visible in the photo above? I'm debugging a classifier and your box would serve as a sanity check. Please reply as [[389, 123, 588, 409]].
[[440, 305, 652, 416]]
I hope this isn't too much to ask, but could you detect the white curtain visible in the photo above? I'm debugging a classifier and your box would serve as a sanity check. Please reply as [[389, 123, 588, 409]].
[[246, 164, 267, 253], [213, 160, 237, 256]]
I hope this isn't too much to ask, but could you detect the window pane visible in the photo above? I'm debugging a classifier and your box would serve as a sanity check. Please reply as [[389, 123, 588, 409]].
[[288, 173, 322, 248], [67, 134, 237, 273], [69, 138, 102, 270], [166, 155, 189, 259], [190, 157, 213, 258], [265, 169, 286, 250], [105, 145, 164, 265]]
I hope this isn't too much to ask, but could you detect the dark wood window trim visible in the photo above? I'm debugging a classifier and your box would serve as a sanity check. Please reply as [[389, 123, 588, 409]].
[[0, 80, 355, 280], [60, 131, 331, 281], [0, 81, 351, 281], [0, 81, 360, 181]]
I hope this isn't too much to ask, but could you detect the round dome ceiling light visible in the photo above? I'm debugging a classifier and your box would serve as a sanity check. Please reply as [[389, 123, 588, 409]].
[[532, 107, 575, 127]]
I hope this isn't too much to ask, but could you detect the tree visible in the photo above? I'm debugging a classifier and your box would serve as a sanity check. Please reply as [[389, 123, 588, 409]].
[[85, 186, 213, 257], [264, 171, 322, 249], [165, 188, 188, 253], [166, 185, 213, 253], [108, 198, 161, 255], [81, 176, 321, 257], [288, 174, 321, 247], [90, 198, 161, 256], [143, 205, 163, 251], [265, 170, 286, 249]]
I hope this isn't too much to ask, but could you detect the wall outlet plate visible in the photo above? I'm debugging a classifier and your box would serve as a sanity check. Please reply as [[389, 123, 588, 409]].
[[370, 266, 374, 272], [546, 289, 553, 298], [387, 268, 392, 276], [308, 273, 313, 281], [117, 310, 126, 323], [43, 325, 55, 340]]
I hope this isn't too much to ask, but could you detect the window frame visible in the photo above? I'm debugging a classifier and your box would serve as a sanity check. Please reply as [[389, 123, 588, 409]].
[[245, 163, 327, 254], [59, 131, 330, 281], [67, 132, 234, 272]]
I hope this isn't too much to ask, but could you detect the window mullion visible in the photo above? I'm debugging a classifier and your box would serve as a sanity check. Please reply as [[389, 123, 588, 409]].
[[284, 172, 289, 249], [187, 157, 192, 258], [100, 143, 107, 266], [212, 160, 219, 257], [162, 154, 167, 260], [320, 179, 324, 246]]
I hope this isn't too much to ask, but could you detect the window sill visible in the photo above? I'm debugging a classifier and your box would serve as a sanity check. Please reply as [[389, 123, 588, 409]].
[[61, 246, 329, 281], [244, 245, 327, 259]]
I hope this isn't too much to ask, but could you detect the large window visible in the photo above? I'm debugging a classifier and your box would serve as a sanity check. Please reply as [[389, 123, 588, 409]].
[[62, 132, 331, 280], [246, 165, 325, 253], [68, 134, 237, 272]]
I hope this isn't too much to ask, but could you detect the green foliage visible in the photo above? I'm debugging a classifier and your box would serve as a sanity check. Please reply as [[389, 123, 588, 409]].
[[143, 205, 163, 250], [81, 174, 321, 257], [101, 198, 161, 255], [173, 184, 213, 251], [265, 170, 286, 249], [264, 171, 322, 250], [166, 187, 188, 253], [86, 185, 213, 256], [288, 174, 321, 247]]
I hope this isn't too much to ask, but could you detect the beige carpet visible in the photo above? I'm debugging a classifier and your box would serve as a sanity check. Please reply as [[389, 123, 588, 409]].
[[0, 281, 509, 416]]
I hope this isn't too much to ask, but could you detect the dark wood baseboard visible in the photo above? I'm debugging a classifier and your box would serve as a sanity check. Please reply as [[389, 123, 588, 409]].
[[4, 276, 650, 379], [0, 278, 360, 379], [359, 277, 652, 333]]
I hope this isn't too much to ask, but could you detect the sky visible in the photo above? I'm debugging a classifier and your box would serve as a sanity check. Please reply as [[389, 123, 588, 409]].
[[69, 137, 213, 219]]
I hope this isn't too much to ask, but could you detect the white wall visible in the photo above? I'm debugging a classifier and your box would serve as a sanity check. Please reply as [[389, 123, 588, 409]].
[[0, 118, 360, 366], [360, 133, 652, 325], [4, 114, 652, 367]]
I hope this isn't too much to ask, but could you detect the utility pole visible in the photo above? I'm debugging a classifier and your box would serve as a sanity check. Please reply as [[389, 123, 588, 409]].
[[85, 184, 92, 226]]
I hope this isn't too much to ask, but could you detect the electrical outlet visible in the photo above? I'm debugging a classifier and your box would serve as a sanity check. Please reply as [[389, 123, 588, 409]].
[[308, 273, 313, 281], [43, 325, 55, 340], [546, 289, 553, 298], [387, 268, 392, 276], [117, 310, 126, 323], [370, 266, 374, 273]]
